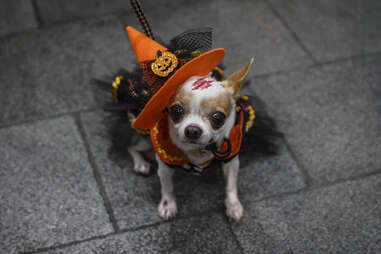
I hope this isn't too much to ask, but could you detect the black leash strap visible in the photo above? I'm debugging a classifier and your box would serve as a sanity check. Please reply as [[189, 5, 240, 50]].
[[130, 0, 155, 40], [205, 138, 232, 160]]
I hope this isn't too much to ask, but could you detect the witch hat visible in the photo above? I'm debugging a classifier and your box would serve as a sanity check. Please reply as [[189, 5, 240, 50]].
[[125, 26, 225, 129]]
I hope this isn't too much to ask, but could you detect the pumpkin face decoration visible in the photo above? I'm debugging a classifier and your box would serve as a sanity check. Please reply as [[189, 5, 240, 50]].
[[151, 51, 178, 77]]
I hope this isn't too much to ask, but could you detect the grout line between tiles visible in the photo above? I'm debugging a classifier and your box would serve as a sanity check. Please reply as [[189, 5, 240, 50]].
[[281, 137, 314, 187], [264, 0, 319, 64], [21, 209, 220, 254], [28, 9, 132, 31], [30, 0, 44, 27], [0, 9, 131, 40], [254, 168, 381, 203], [253, 51, 381, 80], [224, 216, 246, 254], [0, 107, 101, 130], [73, 112, 120, 232], [311, 51, 381, 68]]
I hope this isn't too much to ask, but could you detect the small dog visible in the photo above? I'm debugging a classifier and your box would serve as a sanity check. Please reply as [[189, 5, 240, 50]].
[[127, 59, 254, 222], [99, 5, 280, 224]]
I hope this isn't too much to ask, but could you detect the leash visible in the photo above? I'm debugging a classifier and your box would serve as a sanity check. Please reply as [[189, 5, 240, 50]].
[[130, 0, 155, 40], [205, 138, 232, 160]]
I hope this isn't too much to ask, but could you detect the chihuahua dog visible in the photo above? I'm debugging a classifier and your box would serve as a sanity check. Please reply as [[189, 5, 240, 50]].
[[127, 59, 254, 222]]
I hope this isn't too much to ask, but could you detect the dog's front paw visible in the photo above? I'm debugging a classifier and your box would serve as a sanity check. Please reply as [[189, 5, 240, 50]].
[[158, 197, 177, 220], [133, 160, 150, 175], [225, 199, 243, 222]]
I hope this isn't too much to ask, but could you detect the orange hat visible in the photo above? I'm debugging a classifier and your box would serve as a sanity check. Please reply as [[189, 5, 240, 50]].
[[126, 26, 225, 129]]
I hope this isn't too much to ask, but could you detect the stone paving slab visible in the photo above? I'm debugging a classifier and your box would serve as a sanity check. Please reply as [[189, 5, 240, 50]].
[[34, 0, 129, 26], [269, 0, 381, 62], [0, 15, 130, 126], [0, 116, 112, 254], [232, 174, 381, 254], [119, 0, 313, 76], [43, 212, 240, 254], [0, 0, 38, 36], [33, 0, 192, 26], [239, 142, 305, 198], [252, 55, 381, 184], [79, 110, 305, 230]]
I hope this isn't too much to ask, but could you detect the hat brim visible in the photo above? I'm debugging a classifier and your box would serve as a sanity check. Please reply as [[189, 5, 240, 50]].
[[132, 48, 226, 129]]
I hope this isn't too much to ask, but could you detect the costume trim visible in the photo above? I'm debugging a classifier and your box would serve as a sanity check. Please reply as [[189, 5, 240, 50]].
[[239, 95, 255, 132], [150, 118, 189, 165], [213, 66, 225, 80], [127, 110, 150, 135], [112, 75, 123, 103]]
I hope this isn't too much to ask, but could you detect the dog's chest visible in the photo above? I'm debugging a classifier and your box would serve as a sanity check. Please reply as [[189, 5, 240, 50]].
[[185, 148, 214, 166]]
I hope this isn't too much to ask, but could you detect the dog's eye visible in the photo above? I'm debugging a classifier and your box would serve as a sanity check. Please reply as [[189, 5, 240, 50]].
[[209, 111, 226, 130], [169, 104, 184, 123]]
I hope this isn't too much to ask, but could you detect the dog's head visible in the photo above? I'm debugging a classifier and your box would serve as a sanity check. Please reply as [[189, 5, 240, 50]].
[[167, 59, 254, 152]]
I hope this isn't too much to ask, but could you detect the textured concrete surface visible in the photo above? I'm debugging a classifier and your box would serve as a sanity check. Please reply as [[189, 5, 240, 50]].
[[0, 0, 38, 36], [268, 0, 381, 62], [232, 175, 381, 254], [239, 142, 306, 198], [43, 213, 241, 254], [33, 0, 192, 26], [252, 55, 381, 184], [79, 110, 163, 230], [34, 0, 129, 25], [0, 15, 130, 126], [0, 116, 112, 254], [0, 0, 380, 253]]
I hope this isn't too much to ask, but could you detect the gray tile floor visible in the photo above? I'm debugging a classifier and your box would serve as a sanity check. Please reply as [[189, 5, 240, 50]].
[[0, 0, 380, 253]]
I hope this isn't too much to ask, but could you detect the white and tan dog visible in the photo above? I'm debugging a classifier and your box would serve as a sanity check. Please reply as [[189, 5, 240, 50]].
[[128, 59, 254, 222]]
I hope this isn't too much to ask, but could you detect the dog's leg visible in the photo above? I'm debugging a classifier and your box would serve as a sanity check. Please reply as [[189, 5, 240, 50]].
[[128, 137, 152, 175], [157, 155, 177, 220], [222, 156, 243, 222]]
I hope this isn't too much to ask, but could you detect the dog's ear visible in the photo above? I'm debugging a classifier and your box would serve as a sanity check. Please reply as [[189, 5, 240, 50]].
[[222, 58, 254, 98]]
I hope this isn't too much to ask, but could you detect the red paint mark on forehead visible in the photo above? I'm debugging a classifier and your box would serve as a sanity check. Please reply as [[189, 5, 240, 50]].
[[192, 78, 213, 90]]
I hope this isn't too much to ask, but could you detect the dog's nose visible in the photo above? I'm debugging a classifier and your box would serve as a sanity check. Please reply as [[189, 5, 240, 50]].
[[185, 125, 203, 140]]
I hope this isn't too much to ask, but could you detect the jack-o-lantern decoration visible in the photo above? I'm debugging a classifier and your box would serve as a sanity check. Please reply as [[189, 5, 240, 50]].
[[151, 51, 178, 77]]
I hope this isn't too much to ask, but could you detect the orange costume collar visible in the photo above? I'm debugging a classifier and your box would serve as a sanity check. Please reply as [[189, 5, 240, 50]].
[[150, 101, 255, 169]]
